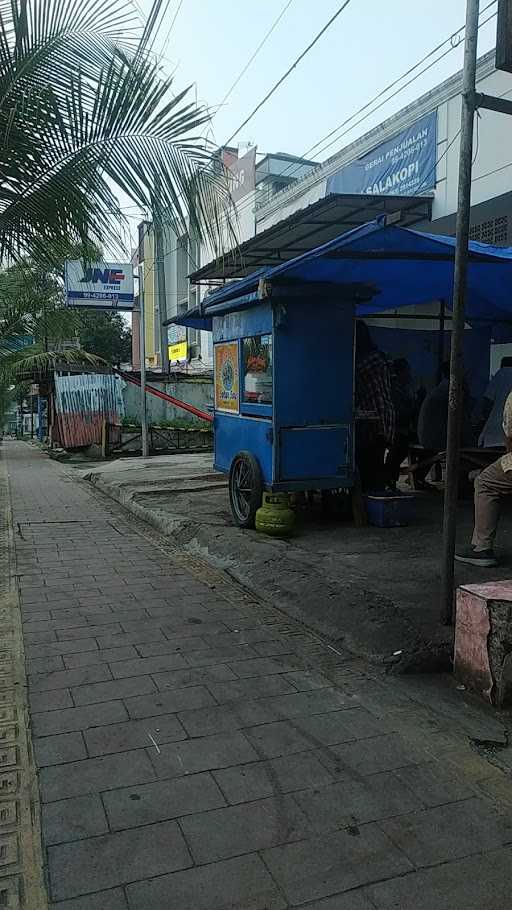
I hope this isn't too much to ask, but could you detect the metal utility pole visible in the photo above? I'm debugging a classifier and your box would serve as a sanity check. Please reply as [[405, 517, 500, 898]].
[[437, 300, 446, 383], [440, 0, 480, 625], [138, 268, 149, 459], [37, 395, 44, 441], [154, 177, 169, 375]]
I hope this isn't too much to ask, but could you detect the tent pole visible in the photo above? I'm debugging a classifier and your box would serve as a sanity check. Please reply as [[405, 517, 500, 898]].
[[440, 0, 479, 625], [437, 300, 446, 382]]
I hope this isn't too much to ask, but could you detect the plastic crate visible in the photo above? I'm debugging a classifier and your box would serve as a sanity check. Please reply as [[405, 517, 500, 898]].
[[365, 492, 415, 527]]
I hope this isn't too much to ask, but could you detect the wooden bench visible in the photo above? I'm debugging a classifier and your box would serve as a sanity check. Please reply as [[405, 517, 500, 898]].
[[407, 445, 504, 490]]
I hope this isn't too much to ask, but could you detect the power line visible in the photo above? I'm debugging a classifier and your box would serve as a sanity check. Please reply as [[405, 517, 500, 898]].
[[303, 11, 483, 162], [222, 0, 355, 147], [217, 0, 296, 111], [309, 3, 497, 163], [413, 127, 462, 197], [160, 0, 184, 59], [135, 2, 497, 288], [139, 128, 466, 301], [228, 1, 497, 224]]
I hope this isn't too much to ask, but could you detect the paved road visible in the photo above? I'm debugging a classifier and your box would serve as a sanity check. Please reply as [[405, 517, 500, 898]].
[[6, 441, 512, 909]]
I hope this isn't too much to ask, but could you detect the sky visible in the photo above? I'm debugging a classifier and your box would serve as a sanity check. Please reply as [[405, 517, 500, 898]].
[[122, 0, 498, 240]]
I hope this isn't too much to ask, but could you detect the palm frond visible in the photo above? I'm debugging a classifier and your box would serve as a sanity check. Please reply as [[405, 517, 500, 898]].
[[0, 344, 104, 381], [0, 0, 236, 263]]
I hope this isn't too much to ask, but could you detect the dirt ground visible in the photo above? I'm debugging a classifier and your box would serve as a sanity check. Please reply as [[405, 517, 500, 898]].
[[81, 454, 512, 672]]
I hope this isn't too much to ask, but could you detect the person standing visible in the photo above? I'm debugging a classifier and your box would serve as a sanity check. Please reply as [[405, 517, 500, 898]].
[[456, 390, 512, 567], [385, 357, 416, 490], [354, 322, 395, 491]]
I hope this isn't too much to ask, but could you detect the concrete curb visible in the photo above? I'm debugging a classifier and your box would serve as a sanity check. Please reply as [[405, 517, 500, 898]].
[[85, 471, 452, 674]]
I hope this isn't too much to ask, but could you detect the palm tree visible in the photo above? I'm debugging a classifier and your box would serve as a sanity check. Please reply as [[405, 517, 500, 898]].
[[0, 0, 234, 385], [0, 0, 233, 265]]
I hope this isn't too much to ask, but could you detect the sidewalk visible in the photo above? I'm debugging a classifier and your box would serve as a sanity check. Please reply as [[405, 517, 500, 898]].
[[84, 453, 512, 671], [6, 440, 512, 908]]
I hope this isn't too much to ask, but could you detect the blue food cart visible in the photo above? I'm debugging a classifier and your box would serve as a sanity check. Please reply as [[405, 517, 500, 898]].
[[169, 254, 375, 527]]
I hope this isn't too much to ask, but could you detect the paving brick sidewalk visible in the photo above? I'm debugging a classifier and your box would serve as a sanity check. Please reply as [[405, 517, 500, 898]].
[[6, 440, 512, 909]]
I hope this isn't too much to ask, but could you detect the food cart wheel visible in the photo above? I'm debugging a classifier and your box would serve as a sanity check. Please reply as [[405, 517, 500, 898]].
[[229, 451, 263, 528]]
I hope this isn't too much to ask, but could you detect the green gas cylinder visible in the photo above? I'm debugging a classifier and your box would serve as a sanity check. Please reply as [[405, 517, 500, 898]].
[[255, 492, 295, 537]]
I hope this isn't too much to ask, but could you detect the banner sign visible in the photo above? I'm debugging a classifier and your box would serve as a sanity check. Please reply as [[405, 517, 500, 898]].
[[168, 342, 188, 363], [326, 111, 437, 197], [65, 261, 134, 310], [215, 341, 239, 413], [229, 147, 257, 203], [167, 323, 188, 363]]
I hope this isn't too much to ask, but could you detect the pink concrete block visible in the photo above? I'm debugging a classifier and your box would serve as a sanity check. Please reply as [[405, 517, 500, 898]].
[[455, 580, 512, 707], [460, 580, 512, 602], [454, 588, 493, 702]]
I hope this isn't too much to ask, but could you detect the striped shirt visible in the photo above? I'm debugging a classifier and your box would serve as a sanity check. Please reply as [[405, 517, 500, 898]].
[[355, 351, 395, 444]]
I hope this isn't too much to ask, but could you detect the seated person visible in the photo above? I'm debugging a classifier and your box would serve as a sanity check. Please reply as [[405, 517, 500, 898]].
[[478, 356, 512, 448], [415, 362, 473, 485], [456, 389, 512, 567]]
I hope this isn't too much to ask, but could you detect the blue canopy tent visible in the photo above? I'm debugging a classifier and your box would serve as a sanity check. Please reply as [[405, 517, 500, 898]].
[[166, 219, 512, 629], [167, 218, 512, 403], [170, 219, 512, 338]]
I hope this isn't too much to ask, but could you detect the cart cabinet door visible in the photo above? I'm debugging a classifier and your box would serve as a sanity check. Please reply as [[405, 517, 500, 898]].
[[273, 296, 355, 486], [279, 426, 350, 481]]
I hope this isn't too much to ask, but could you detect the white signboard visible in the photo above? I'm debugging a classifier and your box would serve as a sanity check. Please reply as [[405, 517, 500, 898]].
[[65, 261, 134, 310]]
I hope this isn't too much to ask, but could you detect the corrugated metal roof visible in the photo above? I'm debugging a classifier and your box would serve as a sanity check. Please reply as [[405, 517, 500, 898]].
[[190, 193, 432, 283]]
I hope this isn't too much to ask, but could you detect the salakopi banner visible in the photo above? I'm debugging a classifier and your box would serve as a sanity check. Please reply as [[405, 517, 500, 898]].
[[215, 342, 239, 413], [326, 110, 437, 197], [65, 261, 134, 310]]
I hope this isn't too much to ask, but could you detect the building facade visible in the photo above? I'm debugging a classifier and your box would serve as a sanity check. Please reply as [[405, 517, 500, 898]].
[[134, 149, 319, 372], [137, 48, 512, 373], [256, 50, 512, 243]]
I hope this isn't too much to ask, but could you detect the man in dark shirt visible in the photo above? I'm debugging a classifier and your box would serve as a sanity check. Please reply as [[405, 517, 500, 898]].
[[385, 358, 416, 489], [355, 322, 395, 491], [418, 363, 473, 450], [415, 362, 473, 485]]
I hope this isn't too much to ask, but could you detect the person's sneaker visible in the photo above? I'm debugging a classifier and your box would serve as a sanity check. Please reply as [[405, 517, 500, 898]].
[[455, 547, 498, 567]]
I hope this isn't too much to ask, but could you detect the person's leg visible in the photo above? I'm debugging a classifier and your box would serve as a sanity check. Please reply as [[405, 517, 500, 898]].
[[456, 458, 512, 566], [414, 449, 437, 486], [385, 434, 409, 487], [472, 459, 512, 550], [373, 437, 388, 491], [355, 424, 376, 492], [355, 434, 386, 492]]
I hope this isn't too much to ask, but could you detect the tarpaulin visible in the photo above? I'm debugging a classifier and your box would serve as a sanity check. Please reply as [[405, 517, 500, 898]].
[[178, 220, 512, 341], [326, 111, 437, 197]]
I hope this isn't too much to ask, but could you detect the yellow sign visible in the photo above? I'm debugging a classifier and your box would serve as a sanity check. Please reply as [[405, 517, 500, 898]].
[[168, 341, 188, 363], [215, 341, 239, 413]]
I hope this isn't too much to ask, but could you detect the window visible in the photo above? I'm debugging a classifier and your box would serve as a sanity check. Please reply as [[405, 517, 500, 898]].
[[176, 235, 189, 309], [176, 234, 200, 355], [470, 216, 508, 246], [242, 335, 273, 404], [188, 285, 198, 350]]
